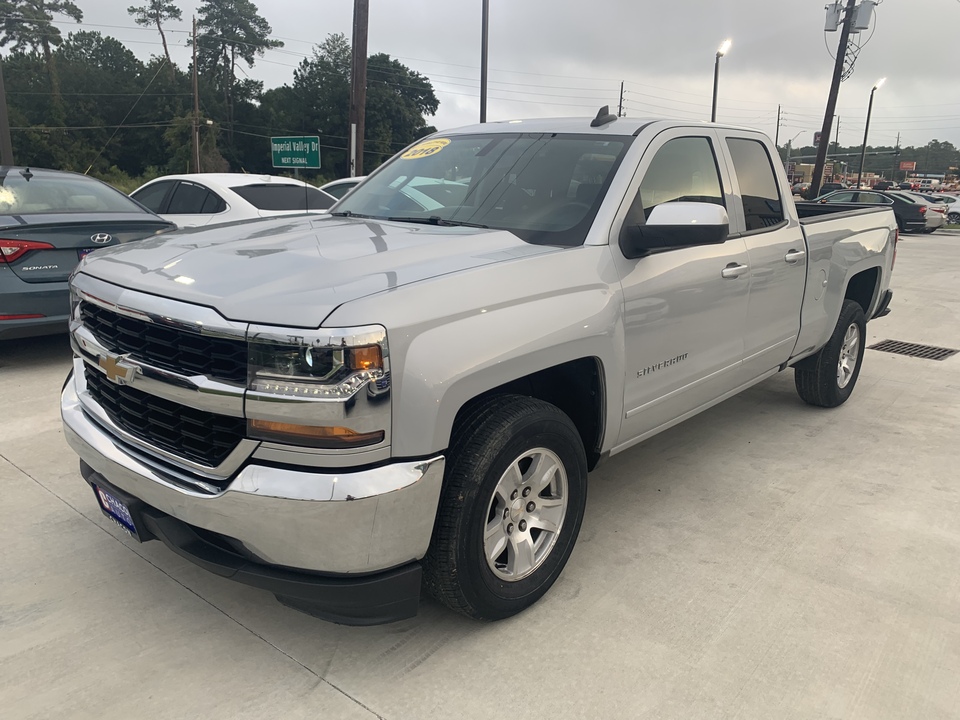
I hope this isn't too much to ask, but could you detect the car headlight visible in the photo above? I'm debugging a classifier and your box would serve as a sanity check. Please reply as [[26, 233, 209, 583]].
[[246, 325, 390, 449]]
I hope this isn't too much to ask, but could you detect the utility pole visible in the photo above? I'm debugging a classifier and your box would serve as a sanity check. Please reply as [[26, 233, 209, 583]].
[[480, 0, 489, 123], [810, 0, 858, 198], [834, 115, 840, 153], [191, 16, 200, 174], [0, 58, 14, 165], [349, 0, 369, 176], [618, 82, 624, 118], [890, 132, 900, 181], [775, 105, 781, 147]]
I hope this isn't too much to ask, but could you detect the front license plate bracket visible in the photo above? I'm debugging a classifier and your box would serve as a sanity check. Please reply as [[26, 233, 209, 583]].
[[91, 481, 148, 542]]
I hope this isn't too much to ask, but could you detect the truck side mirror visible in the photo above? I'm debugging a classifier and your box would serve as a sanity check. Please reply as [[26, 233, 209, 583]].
[[619, 201, 730, 258]]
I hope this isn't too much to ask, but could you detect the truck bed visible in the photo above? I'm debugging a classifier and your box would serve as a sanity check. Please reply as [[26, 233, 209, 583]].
[[791, 203, 897, 361]]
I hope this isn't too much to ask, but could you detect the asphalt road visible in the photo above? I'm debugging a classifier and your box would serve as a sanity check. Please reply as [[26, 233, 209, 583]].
[[2, 231, 959, 719]]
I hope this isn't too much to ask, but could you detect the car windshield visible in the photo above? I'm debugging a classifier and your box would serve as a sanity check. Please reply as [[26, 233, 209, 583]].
[[333, 133, 633, 246], [0, 171, 146, 215], [230, 184, 335, 211]]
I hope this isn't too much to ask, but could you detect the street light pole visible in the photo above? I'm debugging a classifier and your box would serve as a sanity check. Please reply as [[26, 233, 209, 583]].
[[711, 39, 731, 123], [480, 0, 489, 123], [856, 77, 886, 189]]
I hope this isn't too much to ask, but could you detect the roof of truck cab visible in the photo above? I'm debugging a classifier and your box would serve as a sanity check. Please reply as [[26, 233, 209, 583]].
[[437, 117, 767, 137]]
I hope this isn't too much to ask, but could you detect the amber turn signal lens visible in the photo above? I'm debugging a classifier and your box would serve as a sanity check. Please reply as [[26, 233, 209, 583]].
[[347, 345, 382, 371], [347, 345, 383, 370], [248, 419, 384, 448]]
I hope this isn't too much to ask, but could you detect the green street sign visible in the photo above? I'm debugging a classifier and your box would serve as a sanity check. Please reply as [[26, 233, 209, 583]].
[[271, 136, 321, 169]]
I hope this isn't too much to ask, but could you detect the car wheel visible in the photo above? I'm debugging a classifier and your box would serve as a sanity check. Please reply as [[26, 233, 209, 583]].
[[948, 212, 960, 224], [423, 394, 587, 620], [794, 299, 867, 408]]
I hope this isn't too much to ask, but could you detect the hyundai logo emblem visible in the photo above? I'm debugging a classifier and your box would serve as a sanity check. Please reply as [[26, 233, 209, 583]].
[[90, 233, 112, 244]]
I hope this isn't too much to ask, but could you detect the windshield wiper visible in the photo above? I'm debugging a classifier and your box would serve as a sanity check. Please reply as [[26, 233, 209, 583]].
[[329, 210, 379, 219], [385, 215, 490, 229]]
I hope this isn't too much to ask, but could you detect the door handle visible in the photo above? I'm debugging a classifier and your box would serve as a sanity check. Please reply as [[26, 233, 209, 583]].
[[721, 263, 749, 279], [785, 249, 806, 264]]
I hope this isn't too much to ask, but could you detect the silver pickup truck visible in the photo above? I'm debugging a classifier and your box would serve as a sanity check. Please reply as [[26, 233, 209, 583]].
[[61, 114, 896, 625]]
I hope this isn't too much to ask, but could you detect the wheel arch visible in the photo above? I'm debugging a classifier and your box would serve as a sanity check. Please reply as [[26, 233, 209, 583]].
[[452, 357, 607, 470], [843, 266, 881, 316]]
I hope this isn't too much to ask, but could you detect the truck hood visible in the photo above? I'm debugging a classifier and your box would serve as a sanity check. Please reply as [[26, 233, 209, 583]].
[[76, 214, 559, 327]]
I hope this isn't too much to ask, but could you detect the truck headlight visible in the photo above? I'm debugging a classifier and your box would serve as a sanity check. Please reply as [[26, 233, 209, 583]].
[[246, 325, 390, 449], [249, 340, 383, 398]]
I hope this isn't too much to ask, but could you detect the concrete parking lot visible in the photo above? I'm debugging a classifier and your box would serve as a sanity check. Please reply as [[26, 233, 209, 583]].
[[2, 231, 959, 720]]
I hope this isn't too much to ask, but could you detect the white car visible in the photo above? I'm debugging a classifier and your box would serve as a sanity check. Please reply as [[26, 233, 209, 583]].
[[898, 191, 947, 232], [938, 195, 960, 224], [130, 173, 336, 228], [319, 176, 366, 200]]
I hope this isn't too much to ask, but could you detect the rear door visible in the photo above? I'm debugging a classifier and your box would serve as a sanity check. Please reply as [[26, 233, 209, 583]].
[[718, 133, 807, 379]]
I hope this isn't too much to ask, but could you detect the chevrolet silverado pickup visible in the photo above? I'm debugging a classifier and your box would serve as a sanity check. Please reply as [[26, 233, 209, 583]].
[[61, 113, 896, 625]]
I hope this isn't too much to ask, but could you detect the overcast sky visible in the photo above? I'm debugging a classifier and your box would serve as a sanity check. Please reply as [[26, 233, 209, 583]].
[[74, 0, 960, 151]]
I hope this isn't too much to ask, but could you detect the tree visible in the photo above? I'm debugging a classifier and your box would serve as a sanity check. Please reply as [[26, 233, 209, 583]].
[[194, 0, 282, 141], [281, 34, 438, 178], [0, 0, 83, 101], [127, 0, 181, 77]]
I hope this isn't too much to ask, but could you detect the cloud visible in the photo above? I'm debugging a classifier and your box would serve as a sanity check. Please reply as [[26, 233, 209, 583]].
[[78, 0, 959, 150]]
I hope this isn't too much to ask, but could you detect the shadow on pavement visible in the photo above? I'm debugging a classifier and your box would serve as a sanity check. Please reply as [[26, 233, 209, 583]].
[[0, 333, 73, 370]]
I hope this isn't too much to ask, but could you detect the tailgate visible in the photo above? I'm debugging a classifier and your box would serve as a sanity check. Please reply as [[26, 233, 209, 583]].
[[1, 215, 173, 284]]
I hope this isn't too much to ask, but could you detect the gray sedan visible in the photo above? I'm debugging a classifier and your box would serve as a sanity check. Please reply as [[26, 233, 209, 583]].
[[0, 167, 175, 340]]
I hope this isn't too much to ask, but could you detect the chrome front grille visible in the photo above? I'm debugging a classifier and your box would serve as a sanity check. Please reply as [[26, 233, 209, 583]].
[[80, 301, 248, 384], [84, 366, 245, 468]]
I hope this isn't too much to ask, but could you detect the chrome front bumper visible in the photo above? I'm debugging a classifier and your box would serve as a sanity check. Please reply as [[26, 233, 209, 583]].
[[61, 373, 445, 575]]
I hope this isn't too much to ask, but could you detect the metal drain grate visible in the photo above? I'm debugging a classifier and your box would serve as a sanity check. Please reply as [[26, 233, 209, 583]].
[[868, 340, 960, 361]]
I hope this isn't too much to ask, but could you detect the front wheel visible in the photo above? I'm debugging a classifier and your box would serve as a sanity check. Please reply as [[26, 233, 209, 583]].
[[948, 211, 960, 224], [423, 395, 587, 620], [794, 299, 867, 408]]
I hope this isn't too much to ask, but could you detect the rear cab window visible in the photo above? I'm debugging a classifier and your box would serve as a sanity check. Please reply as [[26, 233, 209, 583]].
[[725, 137, 785, 232], [230, 184, 334, 211]]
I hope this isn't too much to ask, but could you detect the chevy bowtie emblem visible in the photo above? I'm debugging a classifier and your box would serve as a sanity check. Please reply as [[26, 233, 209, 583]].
[[99, 354, 138, 385]]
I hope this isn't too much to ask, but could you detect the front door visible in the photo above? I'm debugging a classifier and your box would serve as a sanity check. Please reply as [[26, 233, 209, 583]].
[[613, 131, 750, 450]]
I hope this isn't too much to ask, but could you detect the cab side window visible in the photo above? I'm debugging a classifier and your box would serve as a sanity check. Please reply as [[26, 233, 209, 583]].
[[725, 138, 784, 232], [638, 137, 724, 219]]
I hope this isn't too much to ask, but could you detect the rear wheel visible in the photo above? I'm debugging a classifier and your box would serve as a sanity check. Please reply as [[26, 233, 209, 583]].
[[794, 299, 867, 408], [423, 395, 587, 620], [948, 211, 960, 224]]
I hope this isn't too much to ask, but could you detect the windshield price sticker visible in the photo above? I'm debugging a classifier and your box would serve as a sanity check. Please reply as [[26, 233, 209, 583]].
[[401, 138, 450, 160]]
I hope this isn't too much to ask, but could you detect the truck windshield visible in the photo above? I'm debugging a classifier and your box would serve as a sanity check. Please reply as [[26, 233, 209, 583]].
[[333, 133, 633, 246]]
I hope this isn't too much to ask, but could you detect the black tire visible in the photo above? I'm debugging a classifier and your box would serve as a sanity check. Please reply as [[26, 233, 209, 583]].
[[794, 299, 867, 408], [948, 212, 960, 224], [423, 394, 588, 620]]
